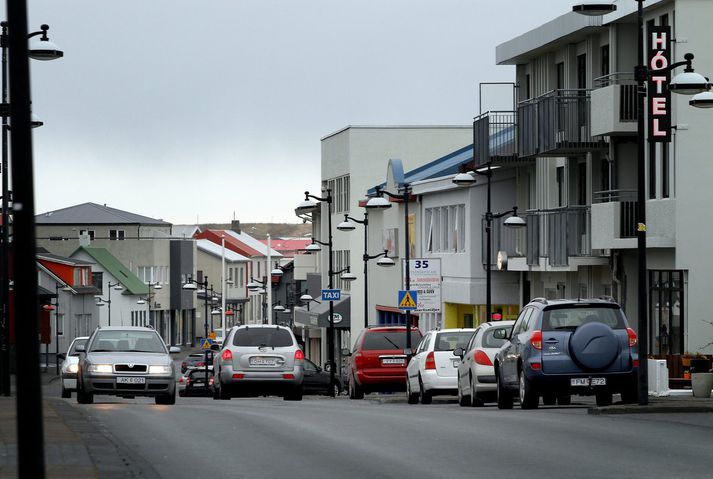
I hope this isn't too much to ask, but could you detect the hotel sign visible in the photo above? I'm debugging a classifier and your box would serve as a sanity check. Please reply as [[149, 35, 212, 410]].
[[648, 25, 671, 142]]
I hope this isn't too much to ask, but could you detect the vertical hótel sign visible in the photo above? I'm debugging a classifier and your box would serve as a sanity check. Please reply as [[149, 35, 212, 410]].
[[648, 25, 671, 142]]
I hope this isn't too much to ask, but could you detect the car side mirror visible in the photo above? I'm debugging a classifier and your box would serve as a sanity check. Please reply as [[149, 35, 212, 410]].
[[341, 348, 351, 357], [210, 344, 220, 351], [169, 346, 181, 354], [324, 363, 331, 372], [75, 344, 86, 353], [453, 347, 464, 358], [56, 353, 66, 361]]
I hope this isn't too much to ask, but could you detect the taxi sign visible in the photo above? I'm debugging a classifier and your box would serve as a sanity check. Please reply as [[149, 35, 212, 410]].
[[321, 289, 341, 301], [398, 290, 418, 310]]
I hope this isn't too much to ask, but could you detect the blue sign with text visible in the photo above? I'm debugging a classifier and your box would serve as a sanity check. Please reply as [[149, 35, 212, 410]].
[[321, 289, 341, 301]]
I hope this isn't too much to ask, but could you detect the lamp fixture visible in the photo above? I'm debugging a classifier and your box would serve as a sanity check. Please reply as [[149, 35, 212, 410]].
[[364, 196, 392, 209], [572, 3, 616, 16]]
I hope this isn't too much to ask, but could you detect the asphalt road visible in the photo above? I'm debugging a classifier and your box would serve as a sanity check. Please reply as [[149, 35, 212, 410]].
[[46, 382, 713, 479]]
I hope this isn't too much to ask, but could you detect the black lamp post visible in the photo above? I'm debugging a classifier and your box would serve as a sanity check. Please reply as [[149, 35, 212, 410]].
[[574, 0, 711, 407], [247, 277, 268, 324], [183, 275, 210, 341]]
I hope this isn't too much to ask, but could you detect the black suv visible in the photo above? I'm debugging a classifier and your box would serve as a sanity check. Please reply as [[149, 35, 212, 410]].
[[494, 298, 639, 409]]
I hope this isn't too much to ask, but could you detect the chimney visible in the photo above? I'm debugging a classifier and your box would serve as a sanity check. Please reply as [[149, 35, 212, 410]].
[[231, 220, 241, 234]]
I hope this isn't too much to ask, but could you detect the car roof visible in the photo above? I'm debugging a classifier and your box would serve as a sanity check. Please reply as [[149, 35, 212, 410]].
[[480, 320, 516, 328], [527, 298, 620, 309], [365, 326, 419, 332], [96, 326, 157, 331], [433, 328, 477, 333]]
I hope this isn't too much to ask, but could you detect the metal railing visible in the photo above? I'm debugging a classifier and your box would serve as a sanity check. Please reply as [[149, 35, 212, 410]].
[[517, 89, 607, 157], [473, 111, 518, 167], [593, 189, 638, 239], [594, 73, 638, 122], [481, 216, 526, 266], [525, 206, 598, 267]]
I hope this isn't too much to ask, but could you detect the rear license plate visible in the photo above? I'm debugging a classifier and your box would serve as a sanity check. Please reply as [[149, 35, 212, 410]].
[[570, 378, 606, 387], [381, 358, 405, 365], [117, 376, 145, 384], [193, 382, 204, 387], [250, 357, 277, 367]]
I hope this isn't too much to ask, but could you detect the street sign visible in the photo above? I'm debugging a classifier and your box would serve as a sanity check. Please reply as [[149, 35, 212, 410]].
[[398, 290, 418, 310], [332, 313, 343, 324], [406, 258, 442, 312], [200, 338, 212, 349], [321, 289, 341, 301]]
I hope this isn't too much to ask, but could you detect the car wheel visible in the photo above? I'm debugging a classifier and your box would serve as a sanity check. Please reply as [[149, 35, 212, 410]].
[[457, 376, 470, 407], [620, 384, 638, 404], [284, 386, 303, 401], [155, 389, 176, 405], [76, 381, 93, 405], [218, 381, 231, 400], [596, 392, 612, 407], [406, 375, 419, 404], [332, 382, 341, 397], [470, 376, 484, 407], [61, 386, 71, 399], [349, 375, 364, 400], [542, 394, 557, 406], [496, 368, 513, 410], [418, 377, 432, 405], [557, 395, 572, 406], [518, 368, 538, 409]]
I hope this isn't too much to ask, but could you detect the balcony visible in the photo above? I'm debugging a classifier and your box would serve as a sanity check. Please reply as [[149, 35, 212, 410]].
[[518, 89, 608, 158], [590, 73, 638, 137], [473, 111, 521, 168]]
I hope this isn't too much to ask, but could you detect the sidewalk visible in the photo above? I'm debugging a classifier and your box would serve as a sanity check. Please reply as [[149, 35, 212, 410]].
[[588, 395, 713, 415], [0, 373, 159, 478]]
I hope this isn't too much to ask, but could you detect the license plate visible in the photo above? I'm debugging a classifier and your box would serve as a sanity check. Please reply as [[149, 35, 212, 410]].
[[382, 358, 405, 365], [117, 376, 145, 384], [570, 378, 606, 387], [193, 382, 204, 387], [250, 357, 277, 367]]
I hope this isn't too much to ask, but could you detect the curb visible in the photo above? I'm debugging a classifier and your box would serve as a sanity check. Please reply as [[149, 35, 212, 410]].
[[588, 404, 713, 415]]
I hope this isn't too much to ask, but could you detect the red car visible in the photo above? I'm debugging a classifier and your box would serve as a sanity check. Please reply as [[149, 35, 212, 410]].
[[345, 326, 422, 399]]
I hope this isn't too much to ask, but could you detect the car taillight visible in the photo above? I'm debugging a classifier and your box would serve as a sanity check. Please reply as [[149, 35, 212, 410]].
[[209, 378, 214, 385], [179, 377, 184, 384], [232, 373, 244, 379], [425, 351, 436, 370], [633, 359, 639, 368], [196, 362, 205, 367], [354, 353, 364, 367], [627, 328, 638, 347], [283, 374, 295, 379], [530, 330, 543, 350], [474, 350, 492, 366], [530, 362, 541, 371], [221, 349, 233, 361], [294, 349, 305, 361], [186, 378, 191, 385]]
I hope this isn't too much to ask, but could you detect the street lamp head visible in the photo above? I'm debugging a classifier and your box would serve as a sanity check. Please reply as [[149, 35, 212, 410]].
[[113, 284, 124, 291], [270, 267, 284, 276], [296, 192, 319, 213], [670, 63, 709, 95], [305, 242, 322, 253], [300, 294, 313, 302], [452, 171, 476, 186], [341, 271, 357, 282], [504, 209, 527, 228], [30, 113, 44, 128], [152, 283, 162, 290], [211, 308, 222, 315], [29, 35, 64, 61], [182, 282, 197, 290], [365, 195, 392, 209], [337, 216, 356, 231], [257, 288, 267, 295], [572, 3, 616, 16], [376, 256, 395, 267], [282, 309, 291, 314], [274, 305, 285, 312], [137, 298, 146, 305], [690, 90, 713, 108]]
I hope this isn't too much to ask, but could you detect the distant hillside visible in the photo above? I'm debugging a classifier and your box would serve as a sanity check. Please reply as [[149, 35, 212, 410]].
[[199, 222, 311, 240]]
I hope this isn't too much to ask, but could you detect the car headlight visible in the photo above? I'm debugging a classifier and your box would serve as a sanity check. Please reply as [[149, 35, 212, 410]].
[[88, 364, 113, 374], [148, 365, 171, 375], [66, 363, 79, 374]]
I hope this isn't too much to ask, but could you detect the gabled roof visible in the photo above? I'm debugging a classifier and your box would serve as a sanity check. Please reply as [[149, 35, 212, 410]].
[[226, 230, 283, 258], [37, 247, 94, 267], [197, 239, 250, 262], [196, 229, 282, 259], [71, 247, 149, 295], [172, 225, 201, 238], [36, 202, 171, 226], [259, 238, 311, 254]]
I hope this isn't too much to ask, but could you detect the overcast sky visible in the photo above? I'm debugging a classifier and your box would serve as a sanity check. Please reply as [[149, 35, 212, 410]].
[[28, 0, 577, 224]]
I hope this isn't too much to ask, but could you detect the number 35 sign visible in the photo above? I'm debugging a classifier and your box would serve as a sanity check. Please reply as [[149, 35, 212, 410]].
[[404, 258, 442, 313]]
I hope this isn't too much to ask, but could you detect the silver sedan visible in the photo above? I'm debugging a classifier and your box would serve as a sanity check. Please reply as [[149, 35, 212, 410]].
[[59, 336, 89, 398]]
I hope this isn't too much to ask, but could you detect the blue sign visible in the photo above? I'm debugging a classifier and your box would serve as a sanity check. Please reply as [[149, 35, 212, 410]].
[[398, 290, 418, 310], [321, 289, 341, 301]]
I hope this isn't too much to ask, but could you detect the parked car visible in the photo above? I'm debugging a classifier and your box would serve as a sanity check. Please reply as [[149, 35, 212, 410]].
[[213, 325, 304, 401], [75, 326, 181, 405], [181, 352, 211, 374], [303, 358, 342, 396], [494, 298, 639, 409], [178, 368, 214, 397], [345, 326, 422, 399], [406, 328, 476, 404], [58, 336, 89, 398], [454, 321, 515, 407]]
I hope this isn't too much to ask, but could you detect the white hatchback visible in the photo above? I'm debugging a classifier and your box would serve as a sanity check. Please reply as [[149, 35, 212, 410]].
[[454, 321, 515, 407], [406, 328, 476, 404]]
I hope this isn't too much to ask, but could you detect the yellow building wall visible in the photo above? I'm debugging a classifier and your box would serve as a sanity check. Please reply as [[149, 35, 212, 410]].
[[445, 302, 521, 328]]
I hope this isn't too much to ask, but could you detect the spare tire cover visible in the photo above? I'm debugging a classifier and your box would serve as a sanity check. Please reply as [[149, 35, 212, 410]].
[[568, 322, 619, 371]]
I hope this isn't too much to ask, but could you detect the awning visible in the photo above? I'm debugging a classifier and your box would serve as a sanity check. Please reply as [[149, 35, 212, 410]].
[[294, 295, 350, 329]]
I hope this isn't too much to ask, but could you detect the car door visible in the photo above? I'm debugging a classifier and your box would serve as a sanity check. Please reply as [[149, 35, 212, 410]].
[[502, 308, 532, 385], [408, 333, 430, 388], [302, 359, 320, 392], [460, 328, 482, 395], [511, 308, 535, 382]]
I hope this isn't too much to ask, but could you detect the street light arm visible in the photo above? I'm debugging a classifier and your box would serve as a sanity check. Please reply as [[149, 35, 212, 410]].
[[376, 185, 411, 201], [364, 250, 389, 262], [331, 266, 351, 277], [304, 190, 332, 203], [312, 239, 331, 247], [27, 24, 50, 40], [490, 206, 521, 220], [344, 213, 367, 225]]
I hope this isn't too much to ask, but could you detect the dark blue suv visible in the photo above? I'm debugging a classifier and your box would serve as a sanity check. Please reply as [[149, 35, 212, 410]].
[[494, 298, 638, 409]]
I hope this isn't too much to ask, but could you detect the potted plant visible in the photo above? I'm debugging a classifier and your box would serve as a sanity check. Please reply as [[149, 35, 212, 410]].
[[691, 321, 713, 398]]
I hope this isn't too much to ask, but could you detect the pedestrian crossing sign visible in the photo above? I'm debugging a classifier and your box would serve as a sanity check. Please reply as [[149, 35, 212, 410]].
[[200, 338, 212, 349], [398, 290, 418, 310]]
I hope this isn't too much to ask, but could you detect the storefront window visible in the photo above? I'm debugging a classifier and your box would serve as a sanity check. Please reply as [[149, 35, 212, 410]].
[[649, 270, 684, 355]]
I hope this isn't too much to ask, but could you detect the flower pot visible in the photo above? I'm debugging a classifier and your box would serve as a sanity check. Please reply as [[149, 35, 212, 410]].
[[691, 372, 713, 398]]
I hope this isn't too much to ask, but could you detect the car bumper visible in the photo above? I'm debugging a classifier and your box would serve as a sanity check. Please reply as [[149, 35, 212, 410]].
[[219, 366, 304, 392], [83, 374, 175, 397], [528, 369, 638, 395], [420, 370, 457, 394], [62, 378, 77, 391]]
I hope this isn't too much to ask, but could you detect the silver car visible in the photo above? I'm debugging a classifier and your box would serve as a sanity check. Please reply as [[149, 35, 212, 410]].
[[76, 326, 180, 405], [58, 336, 89, 398], [213, 325, 304, 400]]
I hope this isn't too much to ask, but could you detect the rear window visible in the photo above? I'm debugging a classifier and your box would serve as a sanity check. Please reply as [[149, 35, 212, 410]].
[[188, 369, 213, 379], [435, 332, 473, 351], [362, 331, 421, 351], [232, 328, 294, 347], [542, 307, 626, 331], [482, 327, 512, 348]]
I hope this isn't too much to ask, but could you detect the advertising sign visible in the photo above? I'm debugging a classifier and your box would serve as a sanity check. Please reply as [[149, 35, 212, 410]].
[[406, 258, 442, 313], [648, 25, 671, 142]]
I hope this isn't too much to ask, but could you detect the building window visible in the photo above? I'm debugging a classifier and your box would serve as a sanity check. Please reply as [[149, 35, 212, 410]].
[[649, 270, 684, 355], [79, 229, 95, 240], [556, 166, 565, 207], [425, 205, 465, 253], [109, 229, 125, 240], [600, 45, 610, 77], [325, 174, 350, 214], [333, 250, 351, 291], [661, 143, 670, 199], [92, 272, 103, 292], [56, 313, 64, 336]]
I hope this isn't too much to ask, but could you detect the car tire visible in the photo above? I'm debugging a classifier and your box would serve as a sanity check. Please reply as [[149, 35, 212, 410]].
[[61, 386, 71, 399], [542, 394, 557, 406], [557, 395, 572, 406], [332, 382, 342, 397], [596, 392, 613, 407], [218, 381, 231, 400], [496, 369, 513, 410], [519, 368, 539, 409], [620, 384, 638, 404], [418, 377, 432, 405], [470, 376, 484, 407], [156, 389, 176, 405], [76, 381, 93, 405], [349, 375, 364, 400], [406, 375, 419, 405], [457, 377, 470, 407], [284, 386, 303, 401]]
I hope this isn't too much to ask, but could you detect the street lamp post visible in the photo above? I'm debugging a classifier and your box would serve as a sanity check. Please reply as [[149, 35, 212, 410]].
[[53, 282, 70, 375], [247, 277, 268, 324], [183, 275, 210, 341], [137, 281, 161, 328], [106, 281, 123, 327], [574, 0, 711, 407]]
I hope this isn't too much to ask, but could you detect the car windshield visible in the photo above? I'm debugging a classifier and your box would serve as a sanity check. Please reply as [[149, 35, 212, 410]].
[[69, 338, 87, 355], [482, 327, 513, 348], [434, 332, 473, 351], [233, 328, 293, 348], [362, 331, 421, 351], [89, 330, 166, 353], [542, 307, 626, 331]]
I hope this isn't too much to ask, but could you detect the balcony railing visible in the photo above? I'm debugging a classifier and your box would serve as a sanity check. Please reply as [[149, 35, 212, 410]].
[[594, 73, 638, 122], [473, 111, 519, 167], [482, 215, 526, 267], [518, 89, 608, 158], [594, 189, 638, 239], [525, 206, 601, 267]]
